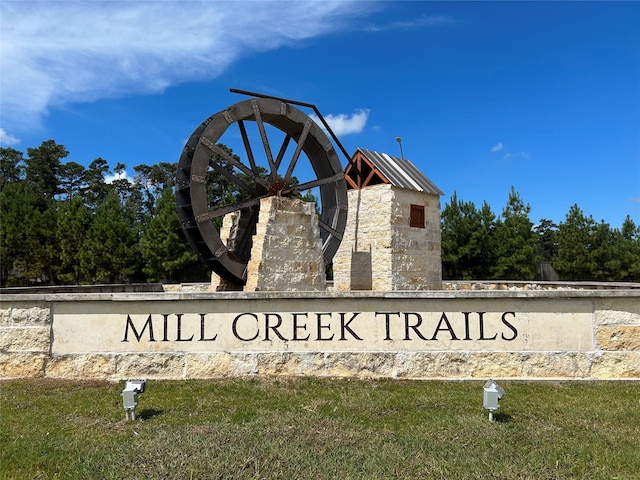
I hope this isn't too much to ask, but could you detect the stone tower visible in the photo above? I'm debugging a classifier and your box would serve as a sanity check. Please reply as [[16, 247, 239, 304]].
[[333, 149, 444, 291]]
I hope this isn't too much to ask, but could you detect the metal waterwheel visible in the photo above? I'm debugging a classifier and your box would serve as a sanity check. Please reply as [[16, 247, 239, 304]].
[[176, 95, 348, 285]]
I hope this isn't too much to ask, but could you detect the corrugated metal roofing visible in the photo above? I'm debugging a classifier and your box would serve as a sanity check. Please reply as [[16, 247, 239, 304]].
[[357, 148, 444, 195]]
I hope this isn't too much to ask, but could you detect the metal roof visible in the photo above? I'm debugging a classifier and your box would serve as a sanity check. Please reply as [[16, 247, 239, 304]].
[[357, 148, 444, 195]]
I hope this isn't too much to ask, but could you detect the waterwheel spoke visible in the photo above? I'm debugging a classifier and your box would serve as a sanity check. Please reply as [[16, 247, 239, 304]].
[[195, 197, 264, 222], [207, 159, 255, 194], [234, 209, 259, 260], [274, 134, 292, 171], [290, 173, 344, 193], [201, 136, 269, 189], [238, 120, 259, 173], [284, 118, 313, 182], [318, 218, 343, 241], [251, 99, 276, 182]]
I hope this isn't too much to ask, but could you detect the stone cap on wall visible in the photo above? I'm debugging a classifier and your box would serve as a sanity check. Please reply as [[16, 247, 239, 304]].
[[1, 287, 639, 303]]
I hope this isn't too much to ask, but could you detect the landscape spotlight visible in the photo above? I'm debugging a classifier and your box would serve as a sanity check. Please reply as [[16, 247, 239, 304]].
[[121, 379, 146, 421], [483, 379, 505, 422]]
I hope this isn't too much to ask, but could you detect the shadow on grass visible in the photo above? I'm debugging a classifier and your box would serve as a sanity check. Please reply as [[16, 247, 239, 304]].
[[137, 408, 163, 420], [492, 411, 512, 423]]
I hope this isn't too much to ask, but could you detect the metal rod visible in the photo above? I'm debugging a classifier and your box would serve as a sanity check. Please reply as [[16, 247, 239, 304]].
[[230, 88, 353, 166]]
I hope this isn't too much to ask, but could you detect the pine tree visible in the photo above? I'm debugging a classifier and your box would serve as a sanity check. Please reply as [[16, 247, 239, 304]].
[[57, 196, 90, 283], [491, 187, 538, 280], [613, 216, 640, 281], [533, 219, 558, 262], [0, 182, 57, 285], [555, 204, 596, 280], [590, 220, 618, 280], [59, 161, 86, 200], [139, 187, 203, 282], [0, 147, 25, 190], [441, 192, 497, 279], [84, 158, 111, 208], [80, 191, 141, 283], [25, 140, 68, 199]]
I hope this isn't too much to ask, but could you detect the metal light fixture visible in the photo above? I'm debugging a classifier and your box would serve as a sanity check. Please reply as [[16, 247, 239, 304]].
[[121, 379, 146, 420], [483, 379, 505, 422]]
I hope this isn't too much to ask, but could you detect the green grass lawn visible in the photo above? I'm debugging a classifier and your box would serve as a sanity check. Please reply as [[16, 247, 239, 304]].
[[1, 378, 639, 479]]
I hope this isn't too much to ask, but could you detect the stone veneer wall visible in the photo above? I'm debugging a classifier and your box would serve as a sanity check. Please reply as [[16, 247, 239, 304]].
[[244, 197, 325, 291], [333, 184, 441, 291], [1, 290, 638, 381]]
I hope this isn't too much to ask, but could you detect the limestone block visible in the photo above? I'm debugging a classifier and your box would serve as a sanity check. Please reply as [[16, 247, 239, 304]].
[[115, 353, 185, 379], [46, 354, 116, 379], [246, 197, 325, 292], [594, 298, 640, 326], [520, 352, 590, 378], [468, 353, 523, 378], [0, 307, 9, 326], [230, 353, 259, 375], [294, 353, 326, 376], [0, 326, 50, 352], [0, 353, 46, 378], [254, 352, 316, 376], [323, 352, 395, 378], [253, 353, 326, 376], [590, 352, 640, 379], [596, 326, 640, 350], [0, 304, 51, 325], [185, 353, 232, 378], [393, 352, 470, 379]]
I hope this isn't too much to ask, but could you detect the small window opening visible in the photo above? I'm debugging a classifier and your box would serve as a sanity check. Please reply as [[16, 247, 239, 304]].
[[410, 204, 425, 228]]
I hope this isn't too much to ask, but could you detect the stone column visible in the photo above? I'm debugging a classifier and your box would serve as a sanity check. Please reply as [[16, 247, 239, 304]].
[[211, 211, 251, 291], [244, 196, 326, 291]]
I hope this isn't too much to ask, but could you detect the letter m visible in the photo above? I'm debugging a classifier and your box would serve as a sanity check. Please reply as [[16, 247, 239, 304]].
[[122, 314, 155, 342]]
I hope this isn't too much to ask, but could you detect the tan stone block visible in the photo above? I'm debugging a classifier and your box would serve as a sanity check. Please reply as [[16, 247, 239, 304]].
[[255, 352, 304, 376], [594, 297, 640, 326], [394, 352, 469, 379], [293, 353, 326, 376], [115, 353, 185, 379], [0, 326, 50, 352], [230, 353, 258, 375], [323, 352, 395, 378], [0, 353, 46, 378], [46, 354, 116, 379], [0, 308, 11, 326], [185, 353, 232, 377], [596, 326, 640, 350], [520, 352, 590, 378], [0, 304, 51, 325], [468, 353, 523, 378], [590, 352, 640, 379]]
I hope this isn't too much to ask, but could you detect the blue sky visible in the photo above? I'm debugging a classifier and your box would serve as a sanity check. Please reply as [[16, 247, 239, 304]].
[[1, 1, 639, 227]]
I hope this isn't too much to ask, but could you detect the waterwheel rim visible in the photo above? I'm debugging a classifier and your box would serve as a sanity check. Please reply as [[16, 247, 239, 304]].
[[176, 97, 348, 285]]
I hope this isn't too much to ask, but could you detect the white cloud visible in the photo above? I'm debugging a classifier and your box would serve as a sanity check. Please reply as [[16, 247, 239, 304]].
[[0, 0, 372, 135], [311, 108, 370, 136], [361, 15, 455, 32], [503, 152, 531, 161], [491, 142, 503, 153], [105, 171, 133, 185], [0, 128, 20, 146]]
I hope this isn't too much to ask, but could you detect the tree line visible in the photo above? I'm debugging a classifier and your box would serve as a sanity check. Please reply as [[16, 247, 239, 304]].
[[441, 189, 640, 282], [1, 140, 639, 286], [1, 140, 207, 286]]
